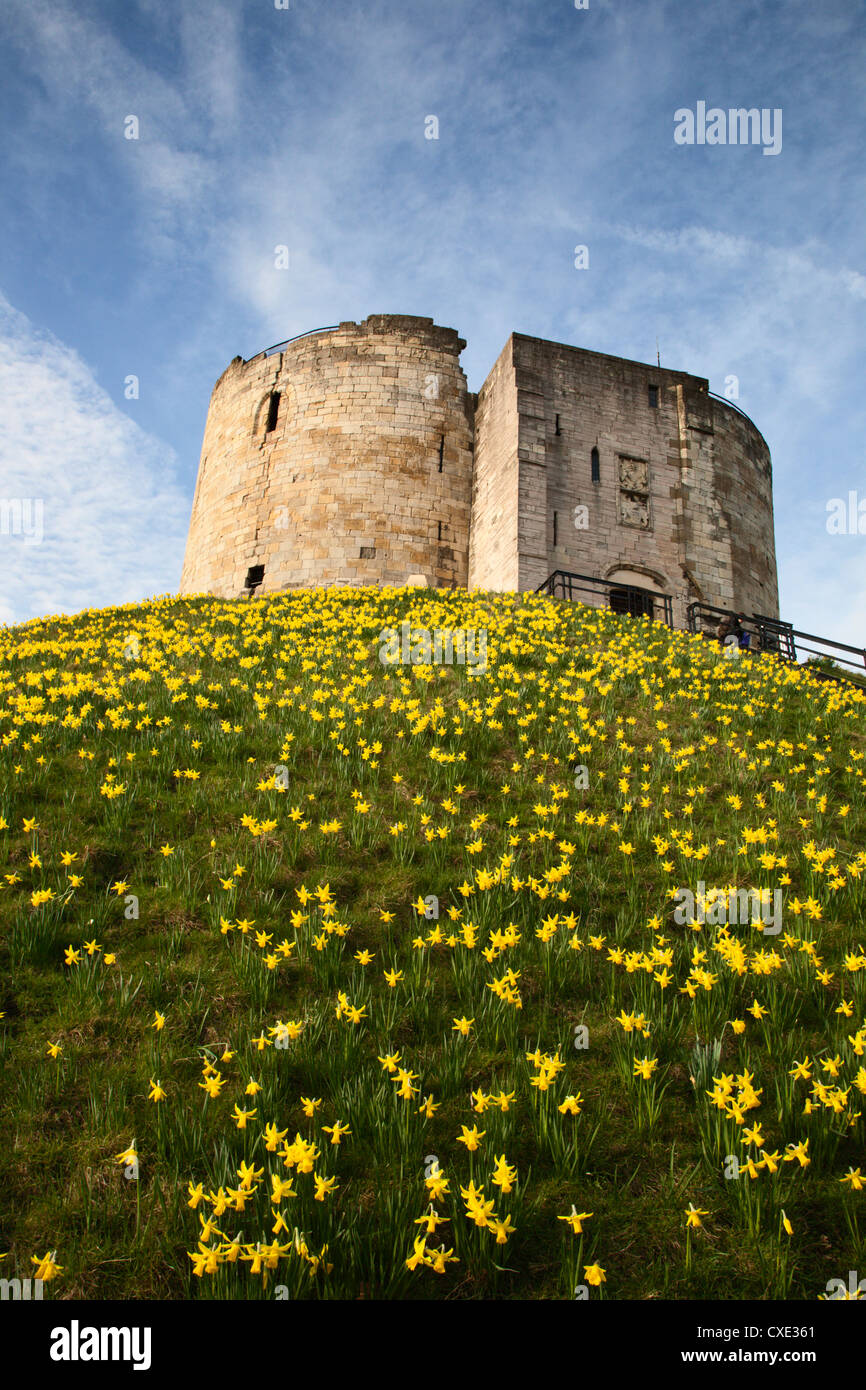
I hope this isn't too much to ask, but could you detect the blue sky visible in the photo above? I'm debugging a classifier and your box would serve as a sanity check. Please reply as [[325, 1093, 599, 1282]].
[[0, 0, 864, 638]]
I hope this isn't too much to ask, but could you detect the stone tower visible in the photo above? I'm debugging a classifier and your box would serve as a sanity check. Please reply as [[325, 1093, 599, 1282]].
[[469, 333, 779, 627], [180, 314, 779, 629], [179, 315, 474, 597]]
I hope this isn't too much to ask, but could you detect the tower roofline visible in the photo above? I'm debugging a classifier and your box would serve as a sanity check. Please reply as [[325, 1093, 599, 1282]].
[[507, 331, 709, 389], [501, 331, 768, 448], [244, 314, 466, 366]]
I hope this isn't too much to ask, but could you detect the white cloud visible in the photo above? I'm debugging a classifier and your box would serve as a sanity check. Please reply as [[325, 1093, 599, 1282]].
[[778, 533, 866, 653], [0, 292, 189, 625], [0, 0, 862, 651]]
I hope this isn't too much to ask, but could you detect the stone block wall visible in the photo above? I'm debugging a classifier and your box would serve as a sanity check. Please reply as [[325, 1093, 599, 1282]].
[[466, 333, 778, 626], [180, 315, 474, 597], [467, 338, 520, 591], [180, 318, 778, 627]]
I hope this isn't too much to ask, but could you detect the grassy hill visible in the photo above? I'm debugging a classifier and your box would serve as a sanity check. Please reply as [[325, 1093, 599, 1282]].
[[1, 586, 865, 1300]]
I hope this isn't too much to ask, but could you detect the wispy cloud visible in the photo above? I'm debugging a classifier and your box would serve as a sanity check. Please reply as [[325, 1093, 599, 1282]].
[[0, 0, 862, 641], [0, 293, 189, 624]]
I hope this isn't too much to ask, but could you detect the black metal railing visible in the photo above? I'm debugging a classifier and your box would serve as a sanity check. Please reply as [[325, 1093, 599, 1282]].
[[687, 602, 866, 676], [263, 325, 341, 357], [687, 602, 788, 656], [536, 570, 674, 627], [536, 583, 862, 678], [707, 390, 756, 425]]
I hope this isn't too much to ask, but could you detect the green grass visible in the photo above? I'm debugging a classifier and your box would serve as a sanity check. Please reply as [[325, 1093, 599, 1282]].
[[0, 585, 864, 1299]]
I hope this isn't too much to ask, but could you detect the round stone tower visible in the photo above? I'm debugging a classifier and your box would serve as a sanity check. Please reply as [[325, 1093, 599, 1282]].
[[180, 314, 474, 597]]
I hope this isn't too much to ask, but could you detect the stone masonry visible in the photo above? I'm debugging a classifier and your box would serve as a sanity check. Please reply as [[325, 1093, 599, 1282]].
[[180, 315, 779, 628]]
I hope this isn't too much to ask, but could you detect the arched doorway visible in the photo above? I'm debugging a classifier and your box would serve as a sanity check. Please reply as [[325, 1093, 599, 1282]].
[[609, 585, 654, 619], [605, 567, 667, 621]]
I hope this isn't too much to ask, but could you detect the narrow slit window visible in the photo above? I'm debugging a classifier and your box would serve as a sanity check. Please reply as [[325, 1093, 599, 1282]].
[[265, 391, 281, 432], [438, 435, 444, 472], [647, 385, 659, 408], [591, 446, 600, 483], [437, 521, 442, 542], [555, 413, 561, 436], [553, 511, 558, 547]]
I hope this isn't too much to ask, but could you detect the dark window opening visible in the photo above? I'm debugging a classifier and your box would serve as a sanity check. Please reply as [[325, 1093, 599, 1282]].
[[245, 564, 265, 590], [265, 391, 281, 432], [438, 435, 444, 472], [591, 446, 600, 483], [555, 414, 561, 436], [437, 521, 442, 542], [647, 385, 659, 408], [360, 545, 376, 559], [610, 586, 653, 620], [553, 511, 558, 547]]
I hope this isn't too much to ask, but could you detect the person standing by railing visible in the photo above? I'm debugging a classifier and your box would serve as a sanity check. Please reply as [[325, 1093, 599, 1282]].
[[736, 614, 755, 651]]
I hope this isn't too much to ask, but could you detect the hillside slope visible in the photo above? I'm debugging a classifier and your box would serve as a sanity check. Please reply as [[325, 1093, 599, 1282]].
[[1, 587, 864, 1299]]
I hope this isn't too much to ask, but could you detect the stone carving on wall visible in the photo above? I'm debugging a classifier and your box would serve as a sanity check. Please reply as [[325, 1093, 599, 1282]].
[[619, 457, 648, 491], [618, 456, 652, 530]]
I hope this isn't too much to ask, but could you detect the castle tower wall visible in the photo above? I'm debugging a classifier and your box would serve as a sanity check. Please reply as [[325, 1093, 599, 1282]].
[[467, 338, 521, 591], [181, 316, 778, 628], [179, 315, 474, 597], [699, 395, 778, 619], [467, 334, 778, 627]]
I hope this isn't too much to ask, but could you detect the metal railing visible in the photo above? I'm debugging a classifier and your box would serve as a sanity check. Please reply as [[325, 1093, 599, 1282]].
[[687, 602, 789, 655], [535, 584, 862, 678], [263, 325, 341, 357], [687, 602, 866, 676], [707, 390, 756, 425], [536, 570, 674, 627]]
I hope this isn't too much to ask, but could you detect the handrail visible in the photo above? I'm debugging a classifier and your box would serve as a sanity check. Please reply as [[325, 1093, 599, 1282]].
[[536, 570, 674, 627], [707, 390, 756, 425], [781, 635, 866, 671], [263, 325, 341, 357], [687, 601, 794, 658], [758, 620, 865, 659], [686, 601, 865, 674]]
